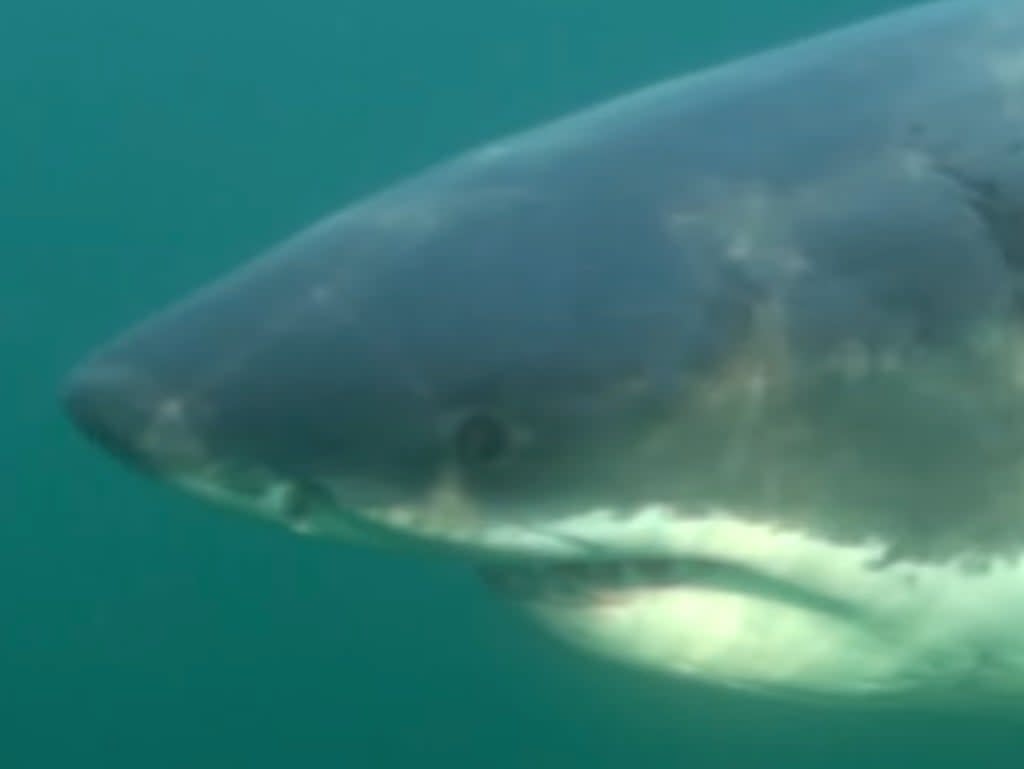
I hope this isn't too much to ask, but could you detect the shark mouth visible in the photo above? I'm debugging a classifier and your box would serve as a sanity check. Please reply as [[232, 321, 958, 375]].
[[165, 466, 1024, 700], [477, 553, 863, 621], [167, 464, 888, 631], [176, 463, 861, 625], [371, 506, 1024, 701]]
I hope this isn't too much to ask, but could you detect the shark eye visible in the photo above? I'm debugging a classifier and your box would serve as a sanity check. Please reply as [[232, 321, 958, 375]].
[[452, 411, 512, 467]]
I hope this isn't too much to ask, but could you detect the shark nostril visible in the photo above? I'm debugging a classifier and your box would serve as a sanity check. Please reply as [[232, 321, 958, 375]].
[[452, 411, 514, 467]]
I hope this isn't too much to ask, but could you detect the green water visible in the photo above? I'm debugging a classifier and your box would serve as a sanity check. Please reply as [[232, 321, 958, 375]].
[[5, 0, 1024, 765]]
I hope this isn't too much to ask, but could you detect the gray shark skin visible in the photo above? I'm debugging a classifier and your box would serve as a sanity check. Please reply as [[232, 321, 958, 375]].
[[64, 0, 1024, 702]]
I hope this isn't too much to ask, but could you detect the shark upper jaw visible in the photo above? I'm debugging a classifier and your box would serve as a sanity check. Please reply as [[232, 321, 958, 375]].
[[167, 459, 866, 613]]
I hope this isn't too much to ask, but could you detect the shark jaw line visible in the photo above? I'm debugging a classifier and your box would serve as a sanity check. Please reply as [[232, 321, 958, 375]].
[[450, 509, 1024, 702], [357, 506, 1024, 701], [167, 466, 1024, 701]]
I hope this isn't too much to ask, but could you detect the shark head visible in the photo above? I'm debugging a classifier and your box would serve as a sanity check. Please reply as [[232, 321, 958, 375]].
[[63, 0, 1024, 702], [63, 155, 1005, 703]]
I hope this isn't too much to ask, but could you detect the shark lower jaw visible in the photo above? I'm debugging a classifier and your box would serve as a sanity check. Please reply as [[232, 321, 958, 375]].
[[479, 556, 910, 701], [351, 507, 1024, 702], [164, 469, 1024, 702], [475, 554, 903, 700]]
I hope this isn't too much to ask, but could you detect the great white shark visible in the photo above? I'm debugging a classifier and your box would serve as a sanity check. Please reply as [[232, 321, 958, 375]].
[[63, 0, 1024, 703]]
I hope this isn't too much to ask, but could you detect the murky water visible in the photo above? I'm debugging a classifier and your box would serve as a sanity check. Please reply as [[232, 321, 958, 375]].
[[5, 0, 1022, 766]]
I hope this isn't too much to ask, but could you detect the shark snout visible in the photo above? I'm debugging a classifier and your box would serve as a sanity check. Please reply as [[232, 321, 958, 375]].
[[63, 359, 208, 473]]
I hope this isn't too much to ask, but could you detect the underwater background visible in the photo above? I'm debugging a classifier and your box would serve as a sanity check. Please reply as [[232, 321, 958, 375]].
[[5, 0, 1024, 766]]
